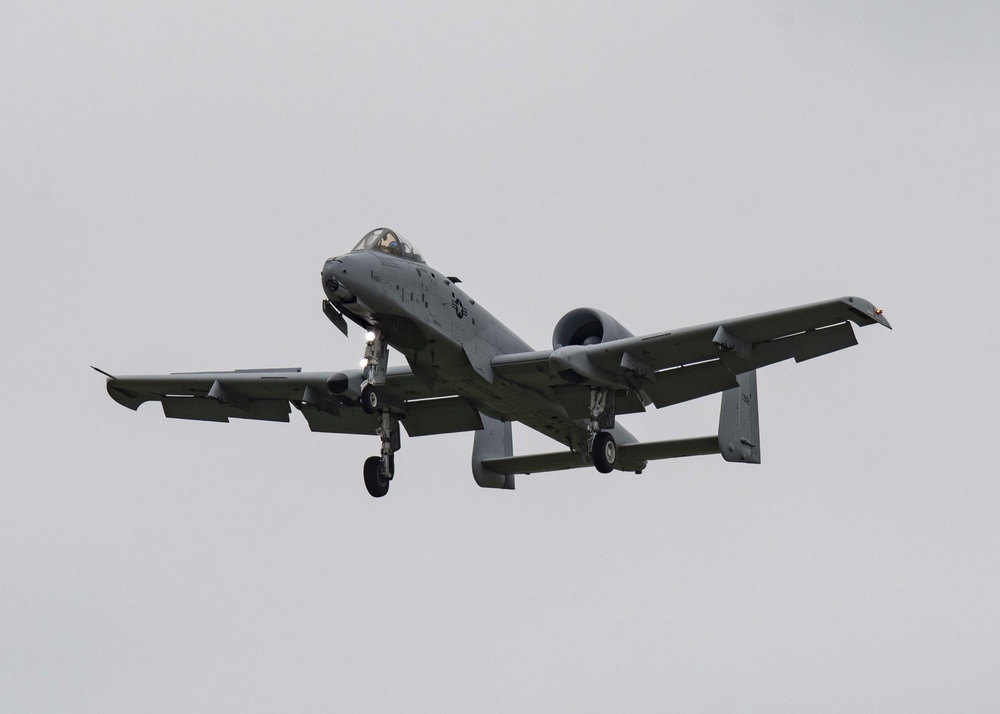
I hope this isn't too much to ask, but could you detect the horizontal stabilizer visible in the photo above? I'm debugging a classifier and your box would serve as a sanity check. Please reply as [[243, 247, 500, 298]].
[[482, 450, 590, 475], [482, 436, 721, 476], [621, 436, 720, 461]]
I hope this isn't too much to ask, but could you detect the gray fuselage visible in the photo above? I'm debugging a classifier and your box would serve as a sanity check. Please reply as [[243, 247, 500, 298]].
[[321, 248, 609, 450]]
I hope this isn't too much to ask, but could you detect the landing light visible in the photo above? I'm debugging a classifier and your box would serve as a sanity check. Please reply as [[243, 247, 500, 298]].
[[365, 331, 377, 343], [360, 358, 369, 368], [875, 308, 883, 316]]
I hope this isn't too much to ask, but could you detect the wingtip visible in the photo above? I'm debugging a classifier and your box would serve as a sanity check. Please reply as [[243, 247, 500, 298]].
[[844, 297, 892, 330]]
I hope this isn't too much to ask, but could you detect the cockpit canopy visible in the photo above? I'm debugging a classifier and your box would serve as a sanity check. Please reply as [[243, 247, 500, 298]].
[[351, 228, 424, 263]]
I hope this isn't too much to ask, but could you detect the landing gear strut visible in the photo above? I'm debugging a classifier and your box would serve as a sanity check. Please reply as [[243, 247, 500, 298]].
[[587, 387, 618, 474], [364, 398, 401, 498], [361, 327, 388, 387], [360, 327, 389, 415], [349, 324, 400, 497]]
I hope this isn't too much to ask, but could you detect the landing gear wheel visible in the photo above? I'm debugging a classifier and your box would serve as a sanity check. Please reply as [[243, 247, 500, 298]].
[[363, 455, 390, 497], [361, 384, 380, 414], [591, 432, 617, 474]]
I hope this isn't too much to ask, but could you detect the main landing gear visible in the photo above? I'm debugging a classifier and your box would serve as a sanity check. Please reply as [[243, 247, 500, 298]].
[[364, 455, 391, 497], [587, 387, 618, 474], [358, 326, 399, 498], [591, 431, 617, 474]]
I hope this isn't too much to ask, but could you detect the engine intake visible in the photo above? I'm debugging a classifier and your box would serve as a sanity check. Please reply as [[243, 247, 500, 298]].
[[550, 308, 636, 387], [552, 308, 634, 350]]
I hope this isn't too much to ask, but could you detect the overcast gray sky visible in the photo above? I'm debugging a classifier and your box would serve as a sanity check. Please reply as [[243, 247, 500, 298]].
[[2, 2, 999, 711]]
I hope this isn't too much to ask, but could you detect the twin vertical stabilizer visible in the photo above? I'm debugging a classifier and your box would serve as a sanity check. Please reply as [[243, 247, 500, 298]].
[[718, 370, 761, 464]]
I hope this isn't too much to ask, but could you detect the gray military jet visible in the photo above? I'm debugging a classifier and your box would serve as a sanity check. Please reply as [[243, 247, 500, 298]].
[[99, 227, 891, 497]]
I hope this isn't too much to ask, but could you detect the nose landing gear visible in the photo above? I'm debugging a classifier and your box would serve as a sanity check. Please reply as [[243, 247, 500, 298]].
[[358, 326, 401, 497], [363, 405, 401, 497], [360, 327, 389, 415], [361, 327, 389, 387], [360, 383, 381, 414]]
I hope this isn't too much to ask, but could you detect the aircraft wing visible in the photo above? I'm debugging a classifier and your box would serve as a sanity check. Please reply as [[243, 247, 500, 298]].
[[492, 296, 890, 412], [100, 366, 483, 437]]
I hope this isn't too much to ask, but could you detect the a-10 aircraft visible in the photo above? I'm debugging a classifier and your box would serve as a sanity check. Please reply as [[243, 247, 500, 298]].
[[99, 228, 891, 497]]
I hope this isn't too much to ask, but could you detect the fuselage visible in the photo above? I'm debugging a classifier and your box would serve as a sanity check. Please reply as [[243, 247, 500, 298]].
[[321, 243, 613, 450]]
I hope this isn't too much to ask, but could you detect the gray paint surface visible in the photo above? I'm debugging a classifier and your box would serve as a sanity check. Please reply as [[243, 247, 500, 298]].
[[103, 237, 888, 480], [3, 3, 999, 712]]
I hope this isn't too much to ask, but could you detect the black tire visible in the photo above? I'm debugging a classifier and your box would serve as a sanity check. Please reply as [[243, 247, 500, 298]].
[[364, 455, 390, 497], [591, 432, 617, 474], [361, 384, 380, 414]]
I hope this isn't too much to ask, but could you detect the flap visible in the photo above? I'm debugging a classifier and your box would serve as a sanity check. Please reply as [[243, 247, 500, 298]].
[[293, 403, 379, 435], [402, 397, 484, 437], [161, 396, 291, 423], [643, 361, 740, 409]]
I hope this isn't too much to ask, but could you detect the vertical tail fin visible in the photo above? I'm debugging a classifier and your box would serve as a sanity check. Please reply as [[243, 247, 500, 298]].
[[472, 414, 515, 489], [719, 370, 761, 464]]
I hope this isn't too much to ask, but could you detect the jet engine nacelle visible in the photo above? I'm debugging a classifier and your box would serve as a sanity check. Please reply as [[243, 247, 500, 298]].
[[550, 308, 635, 387], [552, 308, 634, 349]]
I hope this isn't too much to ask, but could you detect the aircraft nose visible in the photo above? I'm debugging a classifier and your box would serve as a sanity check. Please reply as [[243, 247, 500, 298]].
[[322, 257, 356, 303]]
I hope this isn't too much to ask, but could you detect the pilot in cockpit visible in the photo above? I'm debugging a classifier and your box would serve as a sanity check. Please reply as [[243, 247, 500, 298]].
[[377, 231, 403, 257], [351, 227, 422, 263]]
